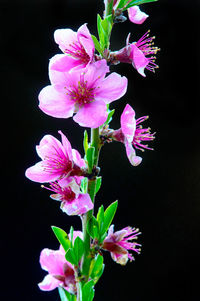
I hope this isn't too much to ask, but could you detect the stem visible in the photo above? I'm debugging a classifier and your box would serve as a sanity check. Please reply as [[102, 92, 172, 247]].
[[81, 128, 101, 280]]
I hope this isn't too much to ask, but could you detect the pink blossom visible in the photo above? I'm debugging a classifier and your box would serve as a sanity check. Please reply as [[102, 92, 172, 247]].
[[113, 104, 155, 166], [38, 245, 76, 292], [50, 23, 95, 72], [25, 131, 85, 183], [39, 60, 128, 128], [128, 6, 148, 24], [102, 225, 141, 265], [114, 31, 159, 77], [43, 177, 93, 216]]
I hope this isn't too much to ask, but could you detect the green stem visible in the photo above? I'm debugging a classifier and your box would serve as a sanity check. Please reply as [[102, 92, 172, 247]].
[[81, 128, 101, 280]]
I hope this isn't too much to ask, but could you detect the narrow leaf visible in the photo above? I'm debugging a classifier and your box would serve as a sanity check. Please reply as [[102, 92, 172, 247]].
[[83, 130, 88, 154], [87, 216, 99, 239], [51, 226, 70, 252], [97, 205, 104, 234], [81, 177, 88, 194], [95, 177, 102, 194], [125, 0, 158, 9], [105, 109, 115, 125], [91, 35, 103, 55], [58, 287, 74, 301], [86, 146, 95, 171], [82, 280, 95, 301], [102, 200, 118, 236], [90, 254, 104, 283], [65, 248, 77, 266], [73, 236, 85, 262], [117, 0, 127, 9]]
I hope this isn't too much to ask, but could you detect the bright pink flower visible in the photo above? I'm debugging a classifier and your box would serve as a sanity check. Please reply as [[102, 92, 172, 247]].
[[39, 60, 128, 128], [25, 131, 85, 183], [50, 23, 95, 72], [44, 177, 93, 216], [113, 104, 155, 166], [114, 31, 159, 77], [102, 225, 141, 265], [128, 6, 148, 24], [38, 245, 76, 292]]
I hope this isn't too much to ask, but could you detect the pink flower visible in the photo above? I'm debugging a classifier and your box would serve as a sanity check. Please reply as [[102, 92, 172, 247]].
[[50, 23, 95, 72], [25, 131, 85, 183], [128, 6, 148, 24], [102, 225, 141, 265], [114, 31, 159, 77], [113, 104, 155, 166], [39, 60, 128, 128], [38, 245, 76, 292], [43, 177, 93, 216]]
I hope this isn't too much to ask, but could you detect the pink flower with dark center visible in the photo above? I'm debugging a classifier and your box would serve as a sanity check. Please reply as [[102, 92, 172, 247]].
[[127, 6, 148, 24], [102, 225, 141, 265], [38, 245, 76, 292], [25, 131, 85, 183], [114, 31, 159, 77], [113, 104, 155, 166], [50, 23, 95, 72], [39, 59, 128, 128], [43, 177, 93, 216]]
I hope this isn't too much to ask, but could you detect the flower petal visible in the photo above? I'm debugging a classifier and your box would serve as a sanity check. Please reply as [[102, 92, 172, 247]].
[[25, 161, 61, 183], [124, 140, 142, 166], [49, 54, 80, 72], [77, 23, 94, 59], [61, 193, 93, 216], [72, 149, 86, 168], [121, 104, 136, 142], [84, 60, 109, 85], [54, 28, 77, 53], [39, 248, 65, 275], [58, 131, 73, 161], [39, 85, 75, 118], [73, 100, 107, 128], [38, 274, 61, 291], [128, 6, 148, 24], [95, 72, 128, 104], [36, 134, 64, 160], [131, 44, 149, 77]]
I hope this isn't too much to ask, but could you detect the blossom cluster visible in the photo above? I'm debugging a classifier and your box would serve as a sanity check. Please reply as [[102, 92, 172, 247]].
[[26, 1, 158, 298]]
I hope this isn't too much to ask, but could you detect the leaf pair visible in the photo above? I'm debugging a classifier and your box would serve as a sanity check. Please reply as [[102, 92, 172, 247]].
[[87, 200, 118, 244]]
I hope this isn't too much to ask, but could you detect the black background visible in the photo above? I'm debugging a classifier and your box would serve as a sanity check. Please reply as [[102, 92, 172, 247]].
[[1, 0, 200, 300]]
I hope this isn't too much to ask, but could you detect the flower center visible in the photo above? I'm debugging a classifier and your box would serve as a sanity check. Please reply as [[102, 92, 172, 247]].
[[65, 42, 90, 64], [43, 146, 72, 176], [66, 74, 95, 106], [42, 182, 76, 203], [132, 116, 155, 151], [136, 30, 160, 72]]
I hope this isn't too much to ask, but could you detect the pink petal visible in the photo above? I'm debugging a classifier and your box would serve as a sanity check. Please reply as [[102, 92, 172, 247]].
[[95, 72, 128, 104], [124, 140, 142, 166], [111, 251, 129, 265], [39, 85, 75, 118], [84, 60, 109, 84], [61, 193, 93, 216], [39, 248, 65, 275], [25, 161, 61, 183], [128, 6, 149, 24], [36, 134, 64, 160], [38, 274, 61, 291], [72, 149, 86, 168], [58, 131, 73, 161], [131, 44, 149, 77], [77, 23, 94, 59], [49, 54, 80, 72], [121, 104, 136, 142], [73, 100, 107, 128], [54, 28, 77, 53]]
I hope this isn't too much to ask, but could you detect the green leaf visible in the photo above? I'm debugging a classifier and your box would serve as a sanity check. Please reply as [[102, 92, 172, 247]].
[[116, 0, 127, 9], [102, 200, 118, 236], [82, 280, 95, 301], [95, 176, 102, 194], [105, 0, 114, 16], [97, 205, 104, 234], [81, 177, 88, 193], [51, 226, 71, 252], [69, 226, 74, 247], [91, 35, 103, 55], [86, 146, 95, 172], [125, 0, 158, 9], [90, 254, 104, 283], [65, 248, 77, 266], [73, 236, 85, 262], [83, 130, 89, 154], [87, 216, 99, 239], [101, 14, 112, 48], [105, 109, 115, 125], [58, 287, 75, 301]]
